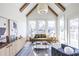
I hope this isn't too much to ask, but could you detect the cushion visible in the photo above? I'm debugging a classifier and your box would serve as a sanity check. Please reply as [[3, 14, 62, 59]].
[[34, 34, 39, 38], [34, 34, 41, 38], [41, 34, 46, 38], [61, 44, 75, 51], [34, 34, 47, 38], [64, 47, 74, 54]]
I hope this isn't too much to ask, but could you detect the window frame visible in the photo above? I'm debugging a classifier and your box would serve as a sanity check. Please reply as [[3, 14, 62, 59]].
[[68, 18, 79, 48]]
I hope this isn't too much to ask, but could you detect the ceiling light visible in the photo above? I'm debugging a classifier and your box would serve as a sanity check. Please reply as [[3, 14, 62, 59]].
[[37, 4, 48, 14]]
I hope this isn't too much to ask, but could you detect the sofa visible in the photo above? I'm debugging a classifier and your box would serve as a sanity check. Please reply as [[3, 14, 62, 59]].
[[30, 34, 52, 43], [51, 44, 79, 56]]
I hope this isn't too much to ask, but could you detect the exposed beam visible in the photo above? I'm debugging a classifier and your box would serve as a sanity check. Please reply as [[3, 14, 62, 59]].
[[26, 4, 38, 16], [55, 3, 65, 12], [20, 3, 30, 12], [48, 6, 58, 16]]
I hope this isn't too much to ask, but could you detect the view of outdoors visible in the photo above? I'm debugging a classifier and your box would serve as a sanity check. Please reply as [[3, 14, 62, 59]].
[[28, 17, 79, 48], [28, 21, 36, 37], [28, 20, 56, 37], [69, 18, 79, 48], [59, 15, 65, 43], [47, 20, 56, 37], [38, 20, 45, 34]]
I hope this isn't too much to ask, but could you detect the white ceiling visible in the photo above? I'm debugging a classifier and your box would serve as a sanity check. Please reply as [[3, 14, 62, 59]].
[[21, 3, 71, 16], [0, 3, 72, 17]]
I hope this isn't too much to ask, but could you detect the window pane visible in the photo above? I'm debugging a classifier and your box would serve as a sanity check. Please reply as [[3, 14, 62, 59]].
[[38, 20, 45, 34], [47, 20, 56, 37], [69, 18, 79, 48], [59, 15, 65, 43], [28, 21, 36, 36]]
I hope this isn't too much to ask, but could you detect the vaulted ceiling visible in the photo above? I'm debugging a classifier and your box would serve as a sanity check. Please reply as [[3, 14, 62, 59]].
[[19, 3, 66, 17]]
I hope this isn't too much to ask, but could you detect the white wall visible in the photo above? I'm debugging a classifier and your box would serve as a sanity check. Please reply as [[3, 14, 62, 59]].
[[0, 3, 27, 38], [64, 3, 79, 19]]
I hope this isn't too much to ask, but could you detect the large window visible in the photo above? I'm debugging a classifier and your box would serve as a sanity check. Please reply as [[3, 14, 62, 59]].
[[38, 20, 46, 34], [59, 15, 65, 43], [69, 18, 79, 48], [58, 16, 79, 48], [28, 21, 36, 37], [28, 20, 56, 37], [47, 20, 56, 37]]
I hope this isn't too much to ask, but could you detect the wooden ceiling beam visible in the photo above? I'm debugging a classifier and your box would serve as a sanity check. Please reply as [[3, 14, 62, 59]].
[[26, 4, 38, 16], [55, 3, 65, 12], [48, 6, 58, 16], [20, 3, 30, 12]]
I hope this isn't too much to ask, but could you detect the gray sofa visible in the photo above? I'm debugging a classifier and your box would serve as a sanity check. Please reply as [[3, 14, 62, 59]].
[[51, 44, 79, 56]]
